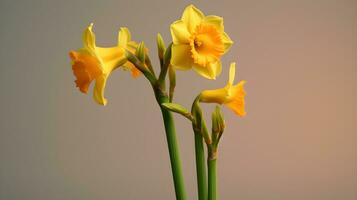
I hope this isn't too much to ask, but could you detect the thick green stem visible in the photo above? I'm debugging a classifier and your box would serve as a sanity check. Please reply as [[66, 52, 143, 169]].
[[194, 132, 208, 200], [208, 158, 217, 200], [159, 95, 187, 200], [127, 48, 185, 199]]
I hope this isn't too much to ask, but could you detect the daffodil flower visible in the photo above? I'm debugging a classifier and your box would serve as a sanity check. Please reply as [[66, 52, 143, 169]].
[[69, 24, 140, 105], [170, 4, 233, 79], [199, 62, 246, 116], [117, 27, 143, 78]]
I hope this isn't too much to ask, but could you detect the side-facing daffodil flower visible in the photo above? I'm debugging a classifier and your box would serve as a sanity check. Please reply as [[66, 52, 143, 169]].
[[170, 4, 233, 79], [117, 27, 144, 78], [199, 62, 246, 116], [69, 24, 140, 105]]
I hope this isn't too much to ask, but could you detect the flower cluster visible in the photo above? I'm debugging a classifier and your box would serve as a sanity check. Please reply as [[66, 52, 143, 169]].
[[68, 4, 246, 200]]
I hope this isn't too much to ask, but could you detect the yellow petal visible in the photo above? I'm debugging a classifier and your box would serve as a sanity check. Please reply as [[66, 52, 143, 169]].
[[170, 20, 191, 44], [192, 60, 222, 80], [222, 32, 233, 53], [82, 23, 96, 51], [212, 60, 222, 78], [118, 27, 131, 47], [228, 62, 236, 85], [203, 15, 224, 32], [171, 44, 193, 70], [182, 4, 204, 33], [192, 65, 211, 79], [93, 75, 108, 105], [95, 47, 126, 73]]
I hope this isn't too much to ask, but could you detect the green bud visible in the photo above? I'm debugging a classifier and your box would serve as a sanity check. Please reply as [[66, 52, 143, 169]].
[[162, 103, 192, 121], [163, 43, 172, 67], [211, 105, 225, 145], [156, 33, 166, 60], [136, 42, 146, 63], [191, 98, 212, 145], [168, 65, 176, 102], [191, 98, 203, 127]]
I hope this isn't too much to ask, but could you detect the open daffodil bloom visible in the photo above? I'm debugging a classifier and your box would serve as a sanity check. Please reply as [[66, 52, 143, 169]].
[[117, 27, 144, 78], [69, 24, 140, 105], [170, 4, 233, 79], [199, 62, 246, 116]]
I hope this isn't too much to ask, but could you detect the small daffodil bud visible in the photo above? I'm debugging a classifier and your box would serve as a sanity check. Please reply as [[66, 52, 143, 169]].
[[191, 98, 212, 145], [163, 43, 172, 67], [136, 42, 146, 63], [211, 106, 225, 146], [156, 33, 166, 60], [169, 66, 176, 102]]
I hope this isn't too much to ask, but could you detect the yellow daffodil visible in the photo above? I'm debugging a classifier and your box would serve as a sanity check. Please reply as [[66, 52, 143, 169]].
[[170, 4, 233, 79], [199, 62, 246, 116], [117, 27, 143, 78], [69, 24, 140, 105]]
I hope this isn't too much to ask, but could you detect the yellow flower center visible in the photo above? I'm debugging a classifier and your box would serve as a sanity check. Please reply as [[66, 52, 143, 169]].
[[189, 23, 224, 66], [69, 51, 103, 93]]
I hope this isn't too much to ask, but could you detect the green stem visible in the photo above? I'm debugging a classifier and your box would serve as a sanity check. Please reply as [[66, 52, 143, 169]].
[[159, 95, 187, 200], [208, 158, 217, 200], [127, 48, 185, 199], [194, 132, 208, 200]]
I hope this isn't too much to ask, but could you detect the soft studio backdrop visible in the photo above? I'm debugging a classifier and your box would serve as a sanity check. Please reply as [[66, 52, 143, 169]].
[[0, 0, 356, 199]]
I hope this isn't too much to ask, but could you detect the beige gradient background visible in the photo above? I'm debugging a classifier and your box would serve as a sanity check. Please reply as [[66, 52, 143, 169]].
[[1, 0, 357, 199]]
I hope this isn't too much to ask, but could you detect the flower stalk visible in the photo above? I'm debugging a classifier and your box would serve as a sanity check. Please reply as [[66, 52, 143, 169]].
[[194, 131, 208, 200], [128, 46, 187, 200], [191, 97, 210, 200], [158, 94, 187, 200], [208, 157, 217, 200]]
